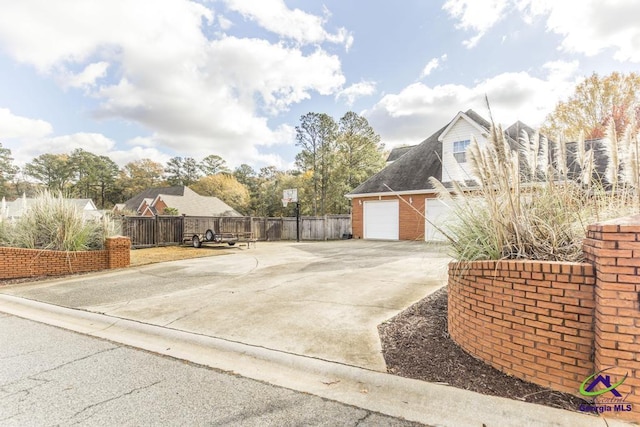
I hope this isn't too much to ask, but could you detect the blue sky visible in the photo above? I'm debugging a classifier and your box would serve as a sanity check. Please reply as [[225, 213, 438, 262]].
[[0, 0, 639, 171]]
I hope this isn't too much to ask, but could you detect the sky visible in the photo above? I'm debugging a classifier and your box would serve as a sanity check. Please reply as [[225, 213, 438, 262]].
[[1, 0, 639, 172]]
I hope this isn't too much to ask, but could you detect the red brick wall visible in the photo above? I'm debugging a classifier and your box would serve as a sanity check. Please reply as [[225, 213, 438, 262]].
[[105, 236, 131, 268], [399, 196, 425, 240], [154, 199, 167, 215], [583, 215, 640, 416], [448, 260, 596, 394], [351, 197, 363, 238], [448, 216, 640, 422], [0, 236, 130, 279], [351, 195, 432, 240]]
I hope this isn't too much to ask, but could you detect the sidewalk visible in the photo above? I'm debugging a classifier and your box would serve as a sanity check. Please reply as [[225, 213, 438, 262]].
[[0, 294, 632, 427]]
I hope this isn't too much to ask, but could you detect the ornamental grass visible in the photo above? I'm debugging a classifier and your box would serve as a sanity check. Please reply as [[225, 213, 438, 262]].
[[431, 114, 640, 262], [1, 191, 118, 251]]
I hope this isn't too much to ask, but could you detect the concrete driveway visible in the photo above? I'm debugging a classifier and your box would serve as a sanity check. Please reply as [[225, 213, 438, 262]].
[[0, 240, 450, 371]]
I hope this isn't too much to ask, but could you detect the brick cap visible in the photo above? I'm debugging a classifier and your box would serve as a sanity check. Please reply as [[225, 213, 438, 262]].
[[588, 214, 640, 229]]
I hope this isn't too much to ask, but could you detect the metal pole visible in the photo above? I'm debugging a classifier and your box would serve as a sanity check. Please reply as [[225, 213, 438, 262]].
[[296, 202, 300, 242]]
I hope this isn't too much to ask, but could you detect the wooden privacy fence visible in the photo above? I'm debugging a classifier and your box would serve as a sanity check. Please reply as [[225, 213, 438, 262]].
[[120, 215, 351, 248]]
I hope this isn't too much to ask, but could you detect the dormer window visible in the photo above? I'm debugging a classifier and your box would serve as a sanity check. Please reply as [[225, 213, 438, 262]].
[[453, 139, 470, 163]]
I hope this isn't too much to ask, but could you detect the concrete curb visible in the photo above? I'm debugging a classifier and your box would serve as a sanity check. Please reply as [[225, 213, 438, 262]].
[[0, 294, 633, 427]]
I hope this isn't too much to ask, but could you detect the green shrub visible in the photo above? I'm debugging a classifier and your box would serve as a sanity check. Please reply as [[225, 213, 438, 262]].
[[431, 118, 639, 262], [2, 191, 118, 251]]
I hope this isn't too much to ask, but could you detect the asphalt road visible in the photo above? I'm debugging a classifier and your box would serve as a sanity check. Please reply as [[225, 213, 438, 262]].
[[0, 313, 423, 427]]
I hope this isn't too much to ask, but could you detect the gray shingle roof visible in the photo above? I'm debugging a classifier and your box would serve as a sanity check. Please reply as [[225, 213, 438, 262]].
[[157, 187, 241, 217], [123, 186, 241, 217], [123, 186, 185, 212], [386, 145, 416, 162], [348, 109, 490, 195], [348, 107, 617, 198]]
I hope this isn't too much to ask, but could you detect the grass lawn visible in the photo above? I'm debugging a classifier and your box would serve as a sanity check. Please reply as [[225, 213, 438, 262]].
[[129, 245, 232, 267]]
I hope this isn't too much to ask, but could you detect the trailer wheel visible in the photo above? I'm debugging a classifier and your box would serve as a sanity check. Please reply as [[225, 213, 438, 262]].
[[228, 242, 236, 246], [192, 235, 202, 248], [205, 229, 214, 241]]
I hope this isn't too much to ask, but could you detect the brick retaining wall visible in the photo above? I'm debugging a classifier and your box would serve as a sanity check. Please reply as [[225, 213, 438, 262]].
[[448, 260, 596, 394], [448, 214, 640, 422], [0, 236, 130, 279]]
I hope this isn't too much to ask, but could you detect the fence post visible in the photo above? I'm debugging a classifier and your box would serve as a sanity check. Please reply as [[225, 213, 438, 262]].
[[324, 214, 328, 241], [154, 214, 158, 247]]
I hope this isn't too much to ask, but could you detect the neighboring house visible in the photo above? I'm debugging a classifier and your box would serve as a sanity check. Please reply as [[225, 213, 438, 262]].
[[117, 186, 241, 217], [0, 194, 101, 221], [346, 109, 534, 241]]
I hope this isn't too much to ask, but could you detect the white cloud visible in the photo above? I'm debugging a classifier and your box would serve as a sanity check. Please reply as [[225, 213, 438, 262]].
[[206, 36, 345, 114], [59, 61, 109, 89], [109, 145, 172, 168], [336, 81, 377, 106], [48, 133, 116, 154], [420, 54, 448, 78], [443, 0, 510, 48], [0, 0, 214, 73], [0, 0, 346, 168], [217, 14, 233, 31], [365, 61, 580, 147], [519, 0, 640, 62], [223, 0, 353, 49], [0, 108, 53, 139], [7, 132, 116, 166], [445, 0, 640, 61]]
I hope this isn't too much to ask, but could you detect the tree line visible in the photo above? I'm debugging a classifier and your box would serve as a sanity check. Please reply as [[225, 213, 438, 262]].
[[3, 72, 638, 216], [0, 111, 386, 216]]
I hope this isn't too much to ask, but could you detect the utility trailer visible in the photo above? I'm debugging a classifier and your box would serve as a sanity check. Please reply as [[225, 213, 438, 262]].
[[184, 229, 257, 248], [182, 216, 256, 248], [185, 229, 240, 248]]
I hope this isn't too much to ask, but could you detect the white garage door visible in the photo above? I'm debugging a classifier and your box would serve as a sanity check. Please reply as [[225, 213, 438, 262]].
[[364, 200, 399, 240], [425, 198, 451, 242]]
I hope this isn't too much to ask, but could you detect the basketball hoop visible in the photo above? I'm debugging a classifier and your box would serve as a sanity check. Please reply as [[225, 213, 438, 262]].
[[282, 188, 300, 242], [282, 188, 298, 209]]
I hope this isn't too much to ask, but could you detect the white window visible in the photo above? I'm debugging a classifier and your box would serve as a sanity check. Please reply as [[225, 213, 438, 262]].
[[453, 140, 470, 163]]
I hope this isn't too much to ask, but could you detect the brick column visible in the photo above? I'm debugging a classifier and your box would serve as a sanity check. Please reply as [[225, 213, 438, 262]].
[[583, 214, 640, 421], [105, 236, 131, 269]]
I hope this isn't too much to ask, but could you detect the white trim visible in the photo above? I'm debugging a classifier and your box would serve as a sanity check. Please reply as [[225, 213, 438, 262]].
[[136, 198, 154, 214], [438, 111, 488, 142], [348, 183, 482, 200], [346, 189, 438, 199], [140, 206, 155, 217]]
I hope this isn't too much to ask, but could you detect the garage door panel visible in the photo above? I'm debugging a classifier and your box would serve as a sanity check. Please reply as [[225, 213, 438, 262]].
[[425, 198, 451, 242], [364, 200, 398, 240]]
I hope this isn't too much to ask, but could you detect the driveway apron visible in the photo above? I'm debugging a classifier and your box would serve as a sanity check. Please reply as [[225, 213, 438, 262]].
[[0, 240, 450, 371]]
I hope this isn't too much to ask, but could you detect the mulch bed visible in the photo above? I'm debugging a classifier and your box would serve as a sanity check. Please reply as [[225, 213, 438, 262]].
[[378, 287, 590, 413]]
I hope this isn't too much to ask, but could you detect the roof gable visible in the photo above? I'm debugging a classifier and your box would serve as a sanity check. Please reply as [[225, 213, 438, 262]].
[[347, 109, 495, 196], [145, 186, 242, 217], [348, 123, 447, 196], [123, 186, 186, 212], [438, 111, 489, 142]]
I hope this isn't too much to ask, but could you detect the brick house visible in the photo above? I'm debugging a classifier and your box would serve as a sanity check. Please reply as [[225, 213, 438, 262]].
[[346, 110, 537, 241], [117, 186, 241, 217]]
